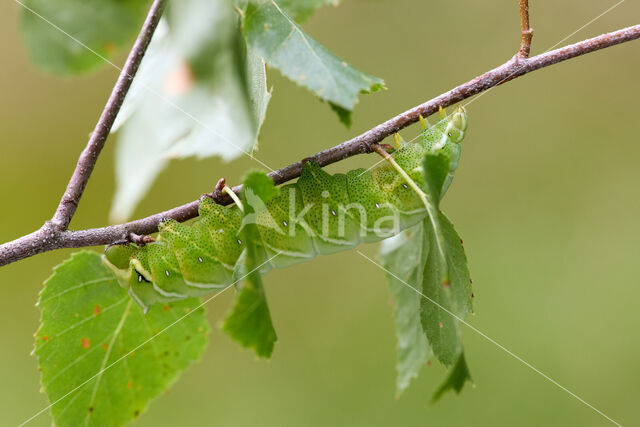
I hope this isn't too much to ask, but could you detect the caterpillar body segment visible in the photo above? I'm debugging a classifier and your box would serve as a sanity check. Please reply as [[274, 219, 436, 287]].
[[104, 108, 469, 311]]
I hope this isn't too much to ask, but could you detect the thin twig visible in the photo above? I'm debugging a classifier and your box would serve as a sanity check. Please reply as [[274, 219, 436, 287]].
[[51, 0, 166, 231], [518, 0, 534, 58], [1, 23, 639, 266]]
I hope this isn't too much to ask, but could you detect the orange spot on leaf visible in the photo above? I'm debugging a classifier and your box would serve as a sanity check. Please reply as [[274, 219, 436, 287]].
[[102, 343, 109, 350], [81, 338, 91, 349], [163, 61, 194, 95], [93, 305, 101, 315], [163, 305, 170, 311], [103, 42, 117, 54], [42, 336, 49, 341], [127, 381, 133, 389]]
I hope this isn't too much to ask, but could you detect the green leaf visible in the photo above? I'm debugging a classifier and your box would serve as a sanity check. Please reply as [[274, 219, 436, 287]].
[[20, 0, 149, 75], [422, 152, 450, 206], [276, 0, 340, 22], [221, 272, 277, 358], [420, 221, 460, 366], [420, 152, 451, 258], [380, 223, 432, 396], [432, 352, 472, 402], [245, 48, 273, 154], [328, 102, 352, 128], [222, 171, 278, 358], [110, 0, 270, 222], [379, 150, 473, 395], [35, 251, 208, 427], [243, 171, 280, 202], [419, 213, 473, 366], [439, 213, 473, 317], [414, 151, 472, 366], [242, 0, 385, 112]]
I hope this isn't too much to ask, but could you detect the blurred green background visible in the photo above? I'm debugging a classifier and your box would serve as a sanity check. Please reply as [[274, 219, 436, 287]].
[[2, 0, 639, 425]]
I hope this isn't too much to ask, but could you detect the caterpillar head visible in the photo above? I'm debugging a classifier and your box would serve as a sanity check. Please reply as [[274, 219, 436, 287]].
[[104, 242, 136, 270], [445, 106, 468, 144]]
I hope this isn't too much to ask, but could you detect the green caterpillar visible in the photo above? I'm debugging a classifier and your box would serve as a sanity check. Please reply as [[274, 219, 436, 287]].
[[104, 108, 468, 311]]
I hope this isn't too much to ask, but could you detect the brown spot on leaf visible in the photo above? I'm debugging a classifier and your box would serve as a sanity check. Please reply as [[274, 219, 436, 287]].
[[81, 338, 90, 349], [442, 280, 450, 288], [88, 406, 94, 413], [127, 381, 133, 389], [103, 343, 109, 350], [93, 305, 101, 315], [42, 336, 49, 342], [163, 305, 170, 311], [438, 322, 443, 328], [134, 410, 140, 417]]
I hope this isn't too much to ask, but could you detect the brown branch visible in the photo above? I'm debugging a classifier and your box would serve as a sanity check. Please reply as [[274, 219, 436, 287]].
[[518, 0, 534, 58], [1, 22, 639, 267], [51, 0, 166, 231]]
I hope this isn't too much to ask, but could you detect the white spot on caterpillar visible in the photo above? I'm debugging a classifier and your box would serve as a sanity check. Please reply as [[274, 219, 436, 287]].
[[138, 274, 143, 283], [331, 210, 336, 216], [198, 257, 203, 263], [165, 270, 170, 277], [402, 184, 408, 189], [218, 229, 224, 233], [375, 203, 380, 209], [237, 239, 242, 245], [282, 220, 288, 227]]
